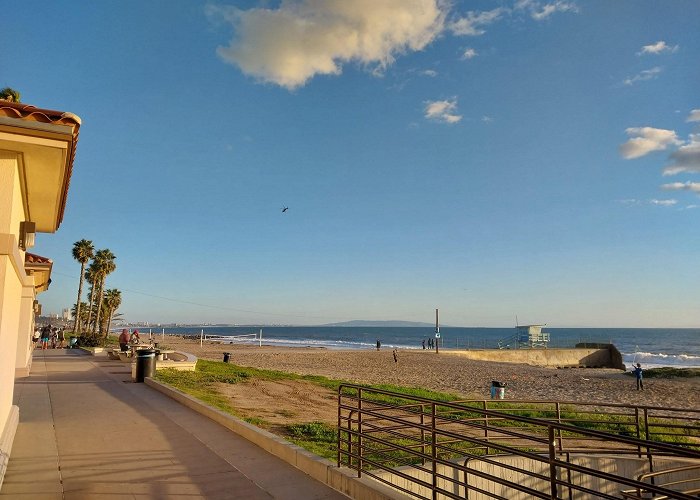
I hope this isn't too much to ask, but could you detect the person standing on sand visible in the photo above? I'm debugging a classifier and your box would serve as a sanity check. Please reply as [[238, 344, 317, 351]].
[[422, 339, 426, 350], [633, 363, 644, 390], [376, 339, 381, 351], [393, 349, 398, 363]]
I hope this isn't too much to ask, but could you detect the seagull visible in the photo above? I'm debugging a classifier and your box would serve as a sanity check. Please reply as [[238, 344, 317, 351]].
[[281, 206, 289, 213]]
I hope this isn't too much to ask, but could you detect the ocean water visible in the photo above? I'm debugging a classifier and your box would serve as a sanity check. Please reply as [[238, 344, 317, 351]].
[[142, 326, 700, 370]]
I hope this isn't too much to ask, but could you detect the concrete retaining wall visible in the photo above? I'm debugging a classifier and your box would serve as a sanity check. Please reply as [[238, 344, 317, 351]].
[[444, 346, 624, 369], [374, 455, 700, 499]]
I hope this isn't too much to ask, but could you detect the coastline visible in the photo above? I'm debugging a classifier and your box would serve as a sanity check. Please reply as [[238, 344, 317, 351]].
[[160, 336, 699, 410]]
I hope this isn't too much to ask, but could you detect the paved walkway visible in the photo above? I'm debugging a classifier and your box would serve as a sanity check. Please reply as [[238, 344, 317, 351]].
[[2, 349, 348, 499]]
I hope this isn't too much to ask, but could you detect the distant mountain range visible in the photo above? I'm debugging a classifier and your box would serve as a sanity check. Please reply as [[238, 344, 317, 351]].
[[323, 320, 437, 328]]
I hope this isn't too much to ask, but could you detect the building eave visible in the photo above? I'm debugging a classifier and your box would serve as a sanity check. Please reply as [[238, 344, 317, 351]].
[[0, 101, 81, 232]]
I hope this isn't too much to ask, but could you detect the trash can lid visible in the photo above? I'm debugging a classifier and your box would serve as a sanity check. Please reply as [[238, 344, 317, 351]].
[[136, 349, 157, 356]]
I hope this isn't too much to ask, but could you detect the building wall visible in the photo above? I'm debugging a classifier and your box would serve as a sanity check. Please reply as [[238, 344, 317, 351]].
[[0, 152, 29, 481], [15, 284, 35, 377]]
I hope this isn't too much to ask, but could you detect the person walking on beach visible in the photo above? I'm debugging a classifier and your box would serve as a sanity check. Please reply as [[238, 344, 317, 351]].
[[376, 339, 381, 351], [422, 339, 426, 350], [393, 349, 398, 363], [633, 363, 644, 391]]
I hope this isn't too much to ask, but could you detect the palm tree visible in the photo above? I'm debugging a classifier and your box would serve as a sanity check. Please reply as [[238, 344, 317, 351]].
[[71, 239, 94, 334], [84, 266, 96, 335], [71, 301, 90, 332], [92, 249, 116, 335], [0, 87, 21, 102], [102, 289, 122, 338]]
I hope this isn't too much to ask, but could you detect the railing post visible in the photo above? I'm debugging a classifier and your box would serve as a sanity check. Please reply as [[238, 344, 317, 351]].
[[483, 400, 490, 455], [548, 426, 558, 499], [337, 387, 342, 467], [421, 403, 426, 466], [432, 402, 437, 500], [643, 408, 654, 478], [635, 407, 641, 458], [556, 402, 563, 453], [358, 387, 363, 477]]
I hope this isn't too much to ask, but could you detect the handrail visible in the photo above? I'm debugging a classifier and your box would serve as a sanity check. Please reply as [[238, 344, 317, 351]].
[[338, 384, 700, 499]]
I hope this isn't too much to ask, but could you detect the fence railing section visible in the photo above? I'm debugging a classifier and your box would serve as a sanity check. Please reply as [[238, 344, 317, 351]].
[[337, 385, 700, 499]]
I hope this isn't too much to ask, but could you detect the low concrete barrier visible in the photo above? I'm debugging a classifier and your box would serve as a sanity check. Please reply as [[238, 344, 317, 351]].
[[373, 455, 700, 499], [146, 379, 408, 500], [444, 346, 624, 369]]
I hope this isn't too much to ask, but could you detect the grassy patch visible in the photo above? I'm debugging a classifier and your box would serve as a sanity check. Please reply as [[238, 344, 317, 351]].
[[284, 422, 338, 460], [155, 359, 697, 461]]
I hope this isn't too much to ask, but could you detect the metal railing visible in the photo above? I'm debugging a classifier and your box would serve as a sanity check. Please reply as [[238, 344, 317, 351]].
[[337, 385, 700, 499]]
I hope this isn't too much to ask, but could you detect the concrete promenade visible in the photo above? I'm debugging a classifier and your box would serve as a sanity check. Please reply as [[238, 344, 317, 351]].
[[1, 349, 348, 499]]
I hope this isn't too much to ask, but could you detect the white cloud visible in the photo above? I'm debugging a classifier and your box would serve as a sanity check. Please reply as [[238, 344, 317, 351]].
[[210, 0, 446, 89], [515, 0, 578, 21], [638, 41, 678, 55], [424, 99, 462, 124], [461, 48, 478, 59], [449, 8, 505, 36], [660, 181, 700, 194], [663, 134, 700, 175], [687, 109, 700, 122], [481, 115, 493, 123], [422, 69, 438, 77], [623, 66, 662, 86], [649, 199, 678, 206], [620, 127, 682, 159]]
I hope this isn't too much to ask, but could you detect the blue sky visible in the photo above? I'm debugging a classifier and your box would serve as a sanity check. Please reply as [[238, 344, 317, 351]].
[[4, 0, 699, 327]]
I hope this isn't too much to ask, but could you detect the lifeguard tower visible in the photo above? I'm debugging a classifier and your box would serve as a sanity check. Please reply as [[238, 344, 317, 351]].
[[515, 324, 550, 349]]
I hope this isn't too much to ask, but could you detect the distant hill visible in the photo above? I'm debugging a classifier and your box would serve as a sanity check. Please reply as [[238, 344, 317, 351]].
[[324, 320, 436, 328]]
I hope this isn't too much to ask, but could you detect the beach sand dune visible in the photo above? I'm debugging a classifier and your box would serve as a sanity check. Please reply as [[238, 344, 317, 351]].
[[161, 337, 699, 411]]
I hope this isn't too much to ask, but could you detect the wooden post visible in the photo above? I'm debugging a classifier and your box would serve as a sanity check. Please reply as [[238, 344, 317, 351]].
[[435, 308, 440, 354]]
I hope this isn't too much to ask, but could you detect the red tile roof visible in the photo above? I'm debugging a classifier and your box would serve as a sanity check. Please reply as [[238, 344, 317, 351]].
[[25, 252, 53, 265], [0, 100, 81, 228]]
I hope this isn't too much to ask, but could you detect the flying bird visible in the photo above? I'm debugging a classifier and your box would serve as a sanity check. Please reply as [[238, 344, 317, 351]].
[[281, 206, 289, 213]]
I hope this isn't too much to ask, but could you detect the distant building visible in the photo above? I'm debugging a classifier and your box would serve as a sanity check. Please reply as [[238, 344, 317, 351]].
[[62, 308, 72, 321], [516, 324, 550, 348]]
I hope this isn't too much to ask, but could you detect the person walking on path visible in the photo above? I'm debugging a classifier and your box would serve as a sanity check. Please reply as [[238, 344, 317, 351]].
[[40, 325, 51, 350], [633, 363, 644, 390], [57, 328, 65, 348]]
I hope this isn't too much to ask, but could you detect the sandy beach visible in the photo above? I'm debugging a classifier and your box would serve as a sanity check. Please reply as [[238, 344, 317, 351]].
[[159, 336, 699, 411]]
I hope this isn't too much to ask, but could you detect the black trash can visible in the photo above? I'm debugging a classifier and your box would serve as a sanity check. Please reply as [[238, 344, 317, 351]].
[[490, 380, 506, 399], [135, 349, 157, 382], [223, 352, 231, 363]]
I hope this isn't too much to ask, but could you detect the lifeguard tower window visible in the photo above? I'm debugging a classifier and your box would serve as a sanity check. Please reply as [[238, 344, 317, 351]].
[[516, 325, 550, 348]]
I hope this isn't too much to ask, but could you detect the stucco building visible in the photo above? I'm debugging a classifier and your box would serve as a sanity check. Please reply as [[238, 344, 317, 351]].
[[0, 100, 81, 486]]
